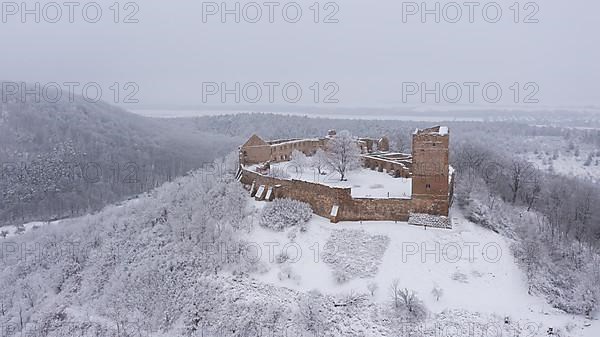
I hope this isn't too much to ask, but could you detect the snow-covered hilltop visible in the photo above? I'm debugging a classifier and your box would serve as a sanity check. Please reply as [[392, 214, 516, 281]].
[[1, 157, 598, 337]]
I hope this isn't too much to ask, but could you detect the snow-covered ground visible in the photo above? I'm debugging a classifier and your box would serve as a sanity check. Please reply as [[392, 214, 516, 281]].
[[524, 153, 600, 183], [245, 201, 600, 337], [258, 162, 412, 199], [0, 220, 61, 238], [0, 196, 141, 239]]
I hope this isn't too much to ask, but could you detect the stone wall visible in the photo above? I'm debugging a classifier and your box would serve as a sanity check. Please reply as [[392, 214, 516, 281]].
[[241, 145, 271, 164], [362, 156, 411, 178], [240, 168, 352, 220], [269, 139, 325, 163], [240, 168, 451, 223], [338, 197, 412, 221]]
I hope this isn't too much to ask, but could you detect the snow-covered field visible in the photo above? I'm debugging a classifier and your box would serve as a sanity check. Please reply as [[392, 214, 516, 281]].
[[245, 200, 600, 337], [260, 162, 413, 199], [525, 153, 600, 183]]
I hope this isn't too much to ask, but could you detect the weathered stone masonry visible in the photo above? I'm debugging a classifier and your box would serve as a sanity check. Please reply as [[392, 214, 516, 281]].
[[238, 126, 454, 224]]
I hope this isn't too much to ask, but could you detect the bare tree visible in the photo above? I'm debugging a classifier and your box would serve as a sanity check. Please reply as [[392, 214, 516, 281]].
[[508, 160, 536, 204], [336, 290, 367, 307], [516, 235, 540, 295], [367, 282, 378, 297], [298, 293, 324, 334], [453, 142, 489, 179], [573, 187, 595, 243], [22, 283, 35, 308], [389, 279, 401, 309], [310, 149, 328, 175], [19, 305, 23, 330], [431, 287, 443, 301], [290, 150, 307, 173], [398, 288, 420, 314], [326, 130, 361, 181], [389, 286, 427, 319], [522, 172, 542, 211], [393, 134, 410, 153]]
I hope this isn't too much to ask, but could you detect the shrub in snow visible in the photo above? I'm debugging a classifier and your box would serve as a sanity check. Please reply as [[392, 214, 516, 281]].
[[287, 227, 299, 241], [277, 265, 301, 283], [298, 292, 325, 334], [333, 270, 350, 284], [15, 225, 25, 235], [268, 167, 291, 179], [390, 284, 427, 320], [323, 229, 389, 281], [339, 291, 368, 307], [431, 287, 444, 301], [451, 271, 468, 283], [367, 282, 378, 296], [259, 198, 312, 232], [584, 154, 593, 166], [275, 251, 289, 264], [398, 289, 427, 320], [463, 198, 501, 233]]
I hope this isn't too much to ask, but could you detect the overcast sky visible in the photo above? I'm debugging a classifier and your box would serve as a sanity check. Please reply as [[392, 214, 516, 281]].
[[1, 0, 599, 109]]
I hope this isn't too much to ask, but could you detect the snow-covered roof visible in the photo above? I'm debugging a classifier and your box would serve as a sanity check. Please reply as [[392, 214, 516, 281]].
[[268, 138, 322, 146], [361, 154, 411, 168], [414, 125, 449, 136]]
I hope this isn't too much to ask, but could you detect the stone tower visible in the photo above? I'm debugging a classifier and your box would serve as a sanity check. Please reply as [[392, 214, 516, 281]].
[[411, 126, 450, 215]]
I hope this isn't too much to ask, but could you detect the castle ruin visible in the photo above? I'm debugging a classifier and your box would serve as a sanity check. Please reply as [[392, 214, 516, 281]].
[[237, 126, 454, 228]]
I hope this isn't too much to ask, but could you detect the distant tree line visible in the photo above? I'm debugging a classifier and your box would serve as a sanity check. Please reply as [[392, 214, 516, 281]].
[[0, 97, 238, 226], [452, 141, 600, 315]]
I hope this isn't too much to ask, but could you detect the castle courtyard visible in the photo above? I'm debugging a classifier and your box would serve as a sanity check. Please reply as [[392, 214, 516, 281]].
[[249, 162, 412, 199]]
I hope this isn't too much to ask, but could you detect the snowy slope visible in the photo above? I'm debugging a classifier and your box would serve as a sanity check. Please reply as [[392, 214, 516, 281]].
[[245, 202, 600, 337], [0, 197, 142, 239], [0, 220, 60, 238], [525, 153, 600, 183]]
